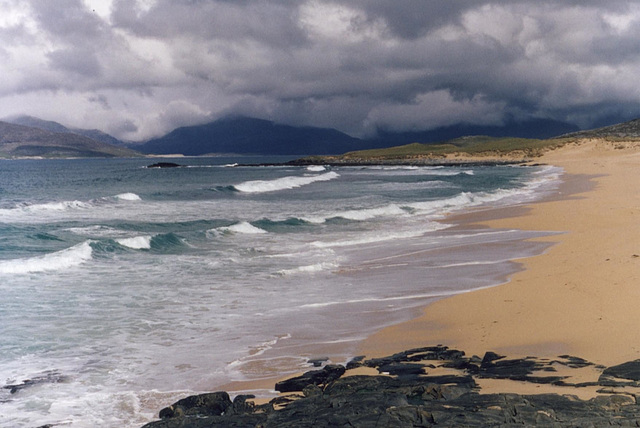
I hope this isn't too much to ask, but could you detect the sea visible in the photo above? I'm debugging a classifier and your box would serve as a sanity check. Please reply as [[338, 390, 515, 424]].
[[0, 156, 563, 427]]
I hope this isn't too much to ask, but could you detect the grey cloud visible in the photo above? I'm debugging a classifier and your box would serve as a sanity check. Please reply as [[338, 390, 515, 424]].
[[29, 0, 107, 41], [88, 94, 111, 109], [3, 0, 640, 140], [112, 0, 306, 46], [347, 0, 478, 39], [47, 48, 102, 77]]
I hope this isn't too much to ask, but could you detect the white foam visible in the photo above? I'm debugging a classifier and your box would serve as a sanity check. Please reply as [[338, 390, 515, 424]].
[[403, 169, 475, 176], [228, 334, 293, 368], [23, 200, 92, 213], [306, 165, 326, 172], [301, 203, 408, 224], [114, 193, 142, 201], [299, 290, 465, 309], [277, 262, 338, 276], [329, 204, 407, 221], [310, 226, 445, 248], [64, 225, 127, 238], [213, 222, 268, 235], [116, 236, 153, 250], [0, 241, 93, 274], [234, 171, 339, 193]]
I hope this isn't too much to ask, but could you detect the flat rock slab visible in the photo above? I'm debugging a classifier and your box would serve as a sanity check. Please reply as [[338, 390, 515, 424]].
[[140, 346, 640, 428]]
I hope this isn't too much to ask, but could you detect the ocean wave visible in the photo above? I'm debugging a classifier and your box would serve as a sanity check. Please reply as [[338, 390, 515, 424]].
[[0, 241, 93, 274], [227, 334, 294, 370], [233, 171, 339, 193], [253, 217, 311, 229], [299, 204, 410, 224], [113, 193, 142, 201], [311, 226, 446, 248], [148, 233, 186, 252], [298, 287, 485, 309], [276, 262, 338, 276], [64, 225, 126, 238], [306, 165, 326, 172], [0, 193, 142, 219], [358, 166, 473, 176], [424, 169, 474, 176], [15, 200, 92, 213], [116, 236, 153, 250], [208, 222, 268, 237], [408, 167, 561, 216], [327, 204, 408, 221]]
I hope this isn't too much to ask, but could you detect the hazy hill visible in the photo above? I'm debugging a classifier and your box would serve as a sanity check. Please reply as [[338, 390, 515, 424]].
[[0, 121, 140, 158], [369, 118, 579, 146], [137, 116, 365, 155], [560, 118, 640, 139], [5, 115, 128, 147]]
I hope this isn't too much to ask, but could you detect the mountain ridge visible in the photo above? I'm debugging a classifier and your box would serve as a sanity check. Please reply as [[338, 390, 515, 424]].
[[136, 116, 365, 156], [0, 121, 140, 158], [5, 115, 129, 147], [4, 114, 640, 159], [137, 116, 582, 156], [560, 118, 640, 139]]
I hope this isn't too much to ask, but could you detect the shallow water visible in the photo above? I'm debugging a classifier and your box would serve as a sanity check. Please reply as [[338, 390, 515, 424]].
[[0, 157, 561, 427]]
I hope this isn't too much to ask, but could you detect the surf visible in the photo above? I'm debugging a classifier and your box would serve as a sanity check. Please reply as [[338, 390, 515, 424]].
[[233, 171, 339, 193], [0, 241, 94, 274]]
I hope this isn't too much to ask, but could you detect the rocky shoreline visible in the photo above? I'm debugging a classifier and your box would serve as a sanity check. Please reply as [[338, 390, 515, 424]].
[[142, 346, 640, 427]]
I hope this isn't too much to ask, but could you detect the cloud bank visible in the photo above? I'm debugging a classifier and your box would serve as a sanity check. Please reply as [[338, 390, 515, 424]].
[[1, 0, 640, 140]]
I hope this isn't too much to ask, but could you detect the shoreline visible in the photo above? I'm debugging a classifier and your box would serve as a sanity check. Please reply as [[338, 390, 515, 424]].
[[360, 139, 640, 369], [222, 138, 640, 397], [217, 154, 567, 398], [141, 138, 640, 426]]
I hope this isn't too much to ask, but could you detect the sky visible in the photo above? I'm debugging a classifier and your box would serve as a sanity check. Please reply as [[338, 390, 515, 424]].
[[1, 0, 640, 141]]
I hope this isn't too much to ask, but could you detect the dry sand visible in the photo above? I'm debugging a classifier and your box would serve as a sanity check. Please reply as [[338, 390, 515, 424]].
[[360, 138, 640, 369]]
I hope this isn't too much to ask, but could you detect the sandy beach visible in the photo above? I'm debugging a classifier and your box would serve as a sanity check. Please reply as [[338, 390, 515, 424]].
[[146, 139, 640, 426], [360, 138, 640, 369]]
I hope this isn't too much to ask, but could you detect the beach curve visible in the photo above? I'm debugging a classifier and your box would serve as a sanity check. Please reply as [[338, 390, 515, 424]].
[[359, 138, 640, 368]]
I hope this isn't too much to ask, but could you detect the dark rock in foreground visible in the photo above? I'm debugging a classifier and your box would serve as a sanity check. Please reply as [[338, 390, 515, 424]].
[[275, 364, 345, 393], [142, 346, 640, 427], [3, 370, 69, 394]]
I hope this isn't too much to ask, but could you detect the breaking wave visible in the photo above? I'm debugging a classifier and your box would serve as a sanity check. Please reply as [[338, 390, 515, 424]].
[[233, 171, 339, 193], [116, 236, 153, 250], [0, 241, 93, 274], [208, 222, 268, 236], [113, 193, 142, 201]]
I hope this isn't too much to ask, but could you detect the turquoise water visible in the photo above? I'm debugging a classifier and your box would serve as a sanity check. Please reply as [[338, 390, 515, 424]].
[[0, 157, 561, 427]]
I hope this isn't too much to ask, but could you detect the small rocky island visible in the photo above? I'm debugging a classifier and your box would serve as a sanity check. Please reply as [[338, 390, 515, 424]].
[[142, 346, 640, 427], [146, 162, 182, 168]]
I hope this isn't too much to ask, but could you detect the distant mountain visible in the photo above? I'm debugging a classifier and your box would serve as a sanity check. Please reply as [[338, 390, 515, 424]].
[[137, 117, 365, 156], [5, 115, 128, 147], [0, 121, 140, 158], [560, 118, 640, 139], [138, 116, 580, 156], [369, 118, 580, 147]]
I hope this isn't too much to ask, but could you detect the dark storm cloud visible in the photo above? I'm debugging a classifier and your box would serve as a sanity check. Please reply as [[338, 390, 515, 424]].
[[347, 0, 475, 39], [111, 0, 306, 46], [2, 0, 640, 139]]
